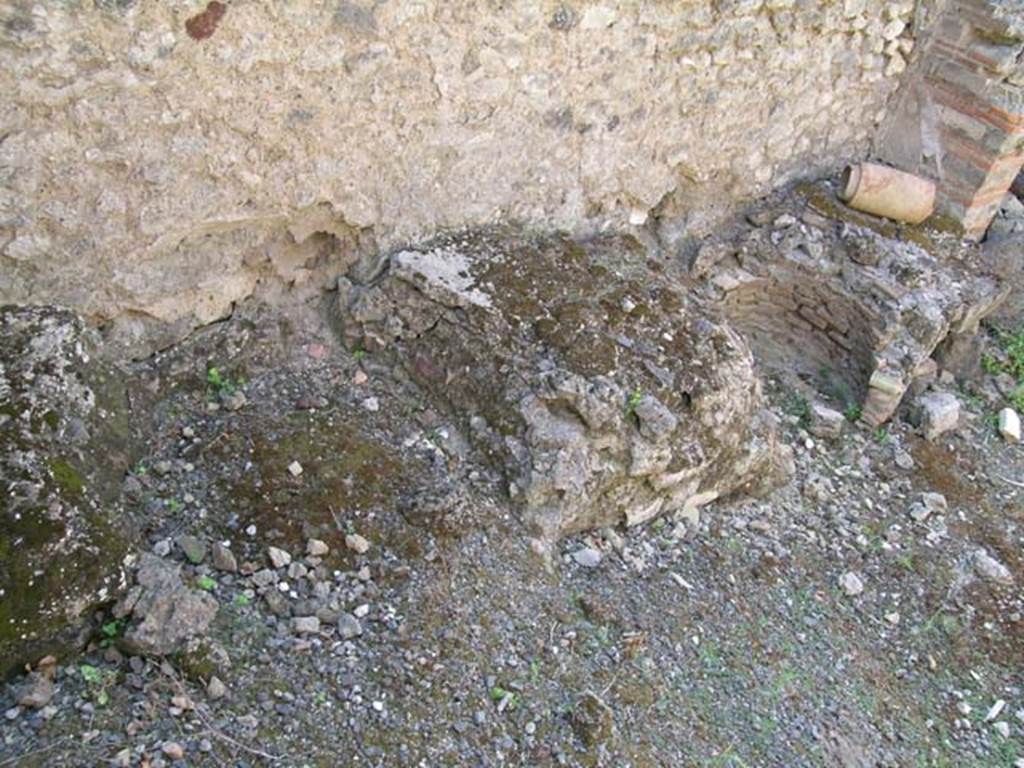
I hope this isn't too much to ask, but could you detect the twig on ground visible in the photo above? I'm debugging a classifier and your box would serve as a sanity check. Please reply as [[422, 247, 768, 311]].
[[0, 738, 70, 767]]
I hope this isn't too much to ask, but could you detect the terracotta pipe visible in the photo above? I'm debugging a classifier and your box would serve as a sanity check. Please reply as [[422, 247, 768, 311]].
[[838, 162, 936, 225]]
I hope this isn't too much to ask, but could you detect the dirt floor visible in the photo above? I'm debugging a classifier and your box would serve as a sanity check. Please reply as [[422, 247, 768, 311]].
[[1, 290, 1022, 767]]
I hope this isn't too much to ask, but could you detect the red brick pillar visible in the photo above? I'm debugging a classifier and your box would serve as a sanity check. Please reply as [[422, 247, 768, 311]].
[[876, 0, 1024, 240]]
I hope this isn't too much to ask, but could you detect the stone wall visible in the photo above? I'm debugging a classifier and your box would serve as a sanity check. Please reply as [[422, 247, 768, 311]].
[[1, 0, 918, 355]]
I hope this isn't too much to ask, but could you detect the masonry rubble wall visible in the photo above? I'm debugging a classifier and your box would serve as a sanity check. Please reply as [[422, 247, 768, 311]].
[[0, 0, 921, 354]]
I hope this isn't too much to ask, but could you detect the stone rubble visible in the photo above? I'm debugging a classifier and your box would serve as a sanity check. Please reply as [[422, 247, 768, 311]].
[[914, 391, 960, 441], [114, 555, 219, 657], [999, 407, 1021, 443]]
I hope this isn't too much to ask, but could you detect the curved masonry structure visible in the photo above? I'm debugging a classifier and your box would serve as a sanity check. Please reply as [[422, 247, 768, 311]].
[[703, 186, 1006, 425]]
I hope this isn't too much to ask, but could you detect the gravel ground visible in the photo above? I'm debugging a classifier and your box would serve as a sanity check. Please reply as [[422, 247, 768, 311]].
[[1, 301, 1022, 768]]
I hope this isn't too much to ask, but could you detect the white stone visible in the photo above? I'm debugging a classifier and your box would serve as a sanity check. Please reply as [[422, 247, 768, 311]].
[[908, 491, 947, 522], [844, 0, 867, 18], [207, 676, 227, 700], [267, 546, 292, 569], [987, 699, 1006, 722], [579, 6, 617, 30], [306, 538, 330, 557], [345, 533, 371, 555], [973, 549, 1013, 586], [572, 547, 603, 568], [884, 52, 907, 78], [881, 19, 905, 40], [993, 721, 1011, 738], [287, 461, 304, 477], [998, 408, 1021, 443], [916, 392, 959, 440], [839, 571, 864, 596]]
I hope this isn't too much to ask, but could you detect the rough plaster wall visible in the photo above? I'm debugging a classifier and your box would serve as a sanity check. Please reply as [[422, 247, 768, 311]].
[[0, 0, 917, 354]]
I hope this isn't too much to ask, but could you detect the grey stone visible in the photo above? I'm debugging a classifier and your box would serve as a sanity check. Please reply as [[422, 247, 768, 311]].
[[119, 554, 218, 656], [161, 742, 185, 760], [338, 613, 363, 640], [152, 539, 172, 557], [264, 589, 291, 617], [220, 390, 247, 411], [210, 543, 238, 573], [339, 232, 789, 545], [914, 392, 960, 440], [292, 616, 320, 635], [16, 673, 54, 709], [839, 571, 864, 596], [571, 547, 603, 568], [809, 402, 845, 439], [345, 533, 371, 555], [894, 450, 914, 470], [973, 549, 1013, 586], [252, 569, 277, 588], [268, 547, 292, 569], [908, 492, 947, 522], [306, 538, 330, 557], [0, 307, 138, 677], [177, 535, 207, 565]]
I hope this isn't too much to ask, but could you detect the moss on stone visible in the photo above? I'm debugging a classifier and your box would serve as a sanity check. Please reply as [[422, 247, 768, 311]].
[[0, 306, 140, 678]]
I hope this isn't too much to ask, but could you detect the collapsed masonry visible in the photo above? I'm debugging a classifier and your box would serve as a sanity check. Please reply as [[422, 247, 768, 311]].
[[336, 230, 792, 548], [334, 181, 1010, 545]]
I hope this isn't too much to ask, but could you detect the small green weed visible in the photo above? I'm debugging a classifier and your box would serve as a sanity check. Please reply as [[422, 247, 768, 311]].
[[80, 664, 102, 685], [981, 353, 1003, 375], [626, 388, 643, 413], [894, 552, 915, 573], [206, 365, 244, 400], [489, 685, 519, 709], [100, 619, 124, 647], [783, 392, 811, 429], [874, 427, 892, 445], [983, 325, 1024, 412], [1011, 384, 1024, 413], [197, 575, 216, 592], [233, 593, 251, 607], [80, 664, 117, 706], [843, 402, 862, 423]]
